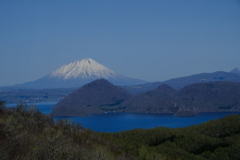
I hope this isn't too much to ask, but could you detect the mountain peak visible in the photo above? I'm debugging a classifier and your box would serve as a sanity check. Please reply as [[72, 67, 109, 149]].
[[49, 58, 118, 80], [230, 68, 240, 74], [83, 79, 113, 87], [75, 58, 94, 64], [150, 84, 176, 95], [12, 58, 147, 88], [156, 84, 175, 92], [52, 79, 132, 116]]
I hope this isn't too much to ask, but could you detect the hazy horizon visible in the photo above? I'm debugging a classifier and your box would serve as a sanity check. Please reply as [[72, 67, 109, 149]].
[[1, 1, 240, 86]]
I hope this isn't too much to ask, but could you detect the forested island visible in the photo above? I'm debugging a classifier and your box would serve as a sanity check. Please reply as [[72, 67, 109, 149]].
[[52, 79, 240, 116], [1, 102, 240, 160]]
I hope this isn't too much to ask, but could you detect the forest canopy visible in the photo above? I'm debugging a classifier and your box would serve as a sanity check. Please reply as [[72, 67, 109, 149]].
[[1, 102, 240, 160]]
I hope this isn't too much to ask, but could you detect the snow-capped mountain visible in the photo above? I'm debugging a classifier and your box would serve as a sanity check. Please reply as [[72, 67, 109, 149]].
[[49, 58, 119, 80], [13, 58, 147, 89], [230, 68, 240, 75]]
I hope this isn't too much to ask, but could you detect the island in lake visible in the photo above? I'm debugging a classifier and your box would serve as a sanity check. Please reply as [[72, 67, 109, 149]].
[[51, 79, 240, 117]]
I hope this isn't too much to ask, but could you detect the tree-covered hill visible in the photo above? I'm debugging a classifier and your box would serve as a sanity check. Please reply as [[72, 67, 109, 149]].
[[119, 84, 178, 113], [1, 102, 240, 160], [120, 81, 240, 116], [50, 81, 240, 116], [52, 79, 132, 116], [174, 81, 240, 113]]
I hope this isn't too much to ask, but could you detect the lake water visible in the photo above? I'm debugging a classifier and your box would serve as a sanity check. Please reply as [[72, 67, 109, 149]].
[[7, 102, 240, 133]]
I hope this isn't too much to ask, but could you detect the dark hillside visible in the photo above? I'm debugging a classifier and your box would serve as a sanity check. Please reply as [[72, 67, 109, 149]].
[[122, 81, 240, 115], [103, 114, 240, 160], [52, 79, 132, 116], [175, 81, 240, 112], [0, 103, 118, 160], [1, 103, 240, 160], [52, 81, 240, 116], [119, 84, 178, 113], [152, 84, 176, 95]]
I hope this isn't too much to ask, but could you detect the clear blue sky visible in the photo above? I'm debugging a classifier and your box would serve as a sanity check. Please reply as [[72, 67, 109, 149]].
[[1, 0, 240, 86]]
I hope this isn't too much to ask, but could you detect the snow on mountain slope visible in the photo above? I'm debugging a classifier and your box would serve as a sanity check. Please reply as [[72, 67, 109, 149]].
[[230, 68, 240, 75], [49, 58, 119, 79], [12, 58, 147, 89]]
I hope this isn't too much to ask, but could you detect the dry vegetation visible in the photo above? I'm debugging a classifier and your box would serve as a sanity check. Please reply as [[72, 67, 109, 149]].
[[1, 101, 240, 160]]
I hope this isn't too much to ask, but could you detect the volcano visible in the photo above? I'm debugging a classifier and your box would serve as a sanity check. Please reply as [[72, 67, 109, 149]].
[[14, 58, 147, 89]]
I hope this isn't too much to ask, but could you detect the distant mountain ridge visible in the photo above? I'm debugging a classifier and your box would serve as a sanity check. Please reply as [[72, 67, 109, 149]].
[[12, 58, 147, 89], [123, 71, 240, 94], [230, 68, 240, 74]]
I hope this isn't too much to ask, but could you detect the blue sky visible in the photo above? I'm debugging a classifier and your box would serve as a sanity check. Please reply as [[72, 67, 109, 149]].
[[1, 0, 240, 86]]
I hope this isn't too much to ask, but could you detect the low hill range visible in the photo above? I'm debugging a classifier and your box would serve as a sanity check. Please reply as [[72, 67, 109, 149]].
[[123, 71, 240, 94], [52, 79, 240, 117], [120, 81, 240, 116]]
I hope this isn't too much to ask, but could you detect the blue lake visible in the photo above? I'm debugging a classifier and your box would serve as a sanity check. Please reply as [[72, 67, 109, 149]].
[[7, 102, 240, 133]]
